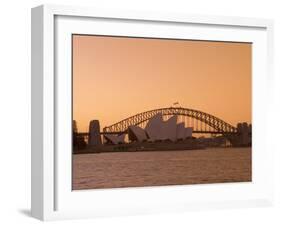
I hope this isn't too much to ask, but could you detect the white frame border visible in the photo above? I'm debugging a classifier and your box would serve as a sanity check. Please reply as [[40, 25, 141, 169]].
[[31, 4, 274, 221]]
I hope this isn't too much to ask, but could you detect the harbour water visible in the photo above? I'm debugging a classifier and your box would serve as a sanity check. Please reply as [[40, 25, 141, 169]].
[[72, 147, 251, 190]]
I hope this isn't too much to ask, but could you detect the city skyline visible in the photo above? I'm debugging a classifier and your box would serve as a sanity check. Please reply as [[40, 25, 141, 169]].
[[73, 35, 252, 132]]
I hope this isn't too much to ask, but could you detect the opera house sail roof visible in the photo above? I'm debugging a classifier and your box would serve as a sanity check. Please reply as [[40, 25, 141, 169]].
[[145, 113, 163, 141], [104, 134, 126, 145], [127, 113, 193, 143], [160, 115, 177, 141], [176, 122, 186, 140], [128, 125, 148, 142]]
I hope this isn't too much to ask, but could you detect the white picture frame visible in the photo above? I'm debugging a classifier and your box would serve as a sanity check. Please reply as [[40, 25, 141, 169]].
[[31, 4, 274, 221]]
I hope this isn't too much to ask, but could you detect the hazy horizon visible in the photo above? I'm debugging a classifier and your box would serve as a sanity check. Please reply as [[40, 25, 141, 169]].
[[73, 35, 251, 132]]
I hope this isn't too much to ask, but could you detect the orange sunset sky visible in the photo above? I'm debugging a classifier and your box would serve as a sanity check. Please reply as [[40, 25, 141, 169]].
[[73, 35, 252, 132]]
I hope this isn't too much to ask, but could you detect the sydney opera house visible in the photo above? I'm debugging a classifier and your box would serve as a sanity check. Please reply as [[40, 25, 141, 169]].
[[104, 113, 193, 145]]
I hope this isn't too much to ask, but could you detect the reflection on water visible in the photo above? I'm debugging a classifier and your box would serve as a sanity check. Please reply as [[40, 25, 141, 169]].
[[73, 147, 251, 190]]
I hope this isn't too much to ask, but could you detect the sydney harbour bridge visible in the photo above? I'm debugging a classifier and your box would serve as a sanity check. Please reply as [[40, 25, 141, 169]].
[[102, 107, 237, 135]]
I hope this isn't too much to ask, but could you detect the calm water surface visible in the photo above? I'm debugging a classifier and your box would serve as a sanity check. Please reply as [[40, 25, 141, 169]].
[[73, 147, 251, 190]]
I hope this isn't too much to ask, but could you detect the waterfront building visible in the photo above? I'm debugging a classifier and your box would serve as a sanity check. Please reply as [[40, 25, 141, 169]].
[[127, 113, 193, 143], [104, 134, 126, 145], [145, 113, 163, 141], [176, 122, 186, 140], [128, 125, 148, 142]]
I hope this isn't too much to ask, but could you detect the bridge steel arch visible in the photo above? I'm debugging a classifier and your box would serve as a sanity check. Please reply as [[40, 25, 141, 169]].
[[103, 107, 237, 134]]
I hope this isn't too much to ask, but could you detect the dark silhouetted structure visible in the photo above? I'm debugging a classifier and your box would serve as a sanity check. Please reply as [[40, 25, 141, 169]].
[[74, 107, 252, 152], [73, 120, 87, 151], [88, 120, 102, 146]]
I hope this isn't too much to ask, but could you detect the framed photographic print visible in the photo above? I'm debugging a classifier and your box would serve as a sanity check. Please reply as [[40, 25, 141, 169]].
[[31, 4, 274, 221]]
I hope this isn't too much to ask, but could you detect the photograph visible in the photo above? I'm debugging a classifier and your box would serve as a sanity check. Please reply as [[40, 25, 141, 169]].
[[72, 34, 252, 190]]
